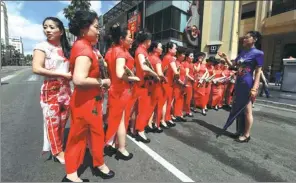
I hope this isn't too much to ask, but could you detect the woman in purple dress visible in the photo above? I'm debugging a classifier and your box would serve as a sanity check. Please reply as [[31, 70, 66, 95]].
[[218, 31, 264, 143]]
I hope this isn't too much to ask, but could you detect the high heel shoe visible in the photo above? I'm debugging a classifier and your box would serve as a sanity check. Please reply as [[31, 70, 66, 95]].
[[135, 133, 151, 143], [175, 116, 187, 122], [53, 156, 65, 164], [114, 151, 133, 161], [155, 127, 163, 133], [104, 146, 117, 157], [92, 168, 115, 179], [160, 123, 170, 129], [62, 176, 90, 182], [166, 121, 176, 127], [145, 126, 156, 133], [235, 135, 251, 143]]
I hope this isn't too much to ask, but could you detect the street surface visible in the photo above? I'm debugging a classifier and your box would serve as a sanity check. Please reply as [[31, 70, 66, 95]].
[[1, 68, 296, 182]]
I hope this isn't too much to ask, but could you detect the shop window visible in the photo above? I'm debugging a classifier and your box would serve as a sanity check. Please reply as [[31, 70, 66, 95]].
[[241, 2, 256, 20]]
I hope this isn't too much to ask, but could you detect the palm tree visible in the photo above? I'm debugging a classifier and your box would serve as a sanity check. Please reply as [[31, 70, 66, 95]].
[[63, 0, 91, 21]]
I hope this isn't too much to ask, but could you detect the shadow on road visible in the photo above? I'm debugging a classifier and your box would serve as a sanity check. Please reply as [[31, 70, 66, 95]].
[[191, 118, 237, 139]]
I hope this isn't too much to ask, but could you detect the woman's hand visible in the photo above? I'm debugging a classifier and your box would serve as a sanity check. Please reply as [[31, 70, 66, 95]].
[[62, 71, 72, 80], [218, 52, 227, 59], [102, 78, 111, 88]]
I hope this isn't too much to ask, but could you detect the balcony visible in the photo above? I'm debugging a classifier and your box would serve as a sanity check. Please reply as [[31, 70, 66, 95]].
[[271, 0, 296, 16]]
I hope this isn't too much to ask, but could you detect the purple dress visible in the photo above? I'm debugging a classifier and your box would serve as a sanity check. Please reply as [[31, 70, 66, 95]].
[[223, 47, 264, 134]]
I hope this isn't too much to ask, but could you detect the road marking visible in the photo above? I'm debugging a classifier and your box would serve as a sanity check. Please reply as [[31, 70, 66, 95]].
[[255, 103, 296, 113], [27, 75, 38, 81], [1, 74, 16, 82], [127, 135, 194, 182]]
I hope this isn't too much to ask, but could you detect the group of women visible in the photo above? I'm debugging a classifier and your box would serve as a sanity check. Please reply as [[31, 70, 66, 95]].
[[32, 10, 263, 182]]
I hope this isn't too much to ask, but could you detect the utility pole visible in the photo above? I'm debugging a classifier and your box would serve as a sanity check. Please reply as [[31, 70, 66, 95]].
[[143, 0, 146, 29]]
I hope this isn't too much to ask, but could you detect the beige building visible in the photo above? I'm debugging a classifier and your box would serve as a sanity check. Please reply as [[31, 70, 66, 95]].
[[238, 0, 296, 79], [200, 1, 240, 60]]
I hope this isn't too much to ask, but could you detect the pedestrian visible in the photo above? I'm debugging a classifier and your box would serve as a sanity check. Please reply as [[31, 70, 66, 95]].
[[218, 30, 264, 143], [146, 41, 166, 133], [32, 17, 71, 164], [161, 42, 180, 126], [63, 10, 114, 182], [182, 51, 195, 117], [259, 70, 270, 98], [104, 23, 140, 160], [193, 52, 208, 115], [130, 30, 159, 143], [172, 48, 187, 121]]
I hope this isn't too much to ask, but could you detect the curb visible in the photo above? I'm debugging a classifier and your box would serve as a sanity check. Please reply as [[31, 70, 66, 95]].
[[255, 99, 296, 111]]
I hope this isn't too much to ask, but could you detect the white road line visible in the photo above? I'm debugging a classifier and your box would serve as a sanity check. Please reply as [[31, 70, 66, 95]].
[[255, 103, 296, 112], [127, 135, 195, 182], [1, 74, 16, 82], [27, 75, 38, 81]]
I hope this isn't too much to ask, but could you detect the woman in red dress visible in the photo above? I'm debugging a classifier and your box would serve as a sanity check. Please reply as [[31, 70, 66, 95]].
[[172, 49, 187, 122], [146, 42, 166, 132], [193, 53, 208, 115], [220, 61, 230, 108], [63, 10, 114, 182], [104, 24, 140, 160], [182, 51, 195, 117], [225, 67, 236, 107], [206, 57, 216, 110], [32, 17, 71, 164], [210, 61, 226, 110], [131, 31, 159, 143], [162, 42, 180, 127]]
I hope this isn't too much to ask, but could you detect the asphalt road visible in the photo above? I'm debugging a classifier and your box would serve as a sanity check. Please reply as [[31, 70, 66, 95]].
[[1, 68, 296, 182]]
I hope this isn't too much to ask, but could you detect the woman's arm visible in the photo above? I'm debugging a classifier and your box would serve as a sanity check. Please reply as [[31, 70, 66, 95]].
[[218, 52, 235, 67], [72, 56, 110, 87], [185, 68, 194, 81], [138, 54, 158, 78], [32, 50, 71, 79], [116, 58, 140, 82]]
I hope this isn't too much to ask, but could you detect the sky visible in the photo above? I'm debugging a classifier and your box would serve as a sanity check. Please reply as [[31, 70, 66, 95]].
[[4, 0, 120, 56]]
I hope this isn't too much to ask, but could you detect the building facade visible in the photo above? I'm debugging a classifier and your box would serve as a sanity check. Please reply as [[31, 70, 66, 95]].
[[9, 37, 24, 55], [1, 1, 9, 46], [238, 0, 296, 80], [102, 0, 239, 59]]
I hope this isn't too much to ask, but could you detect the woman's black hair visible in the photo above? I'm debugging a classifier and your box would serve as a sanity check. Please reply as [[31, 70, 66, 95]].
[[130, 29, 152, 57], [68, 10, 98, 37], [43, 17, 71, 59], [109, 23, 128, 46], [148, 41, 160, 53], [247, 31, 262, 50], [176, 47, 185, 57], [165, 42, 176, 53], [185, 50, 194, 58]]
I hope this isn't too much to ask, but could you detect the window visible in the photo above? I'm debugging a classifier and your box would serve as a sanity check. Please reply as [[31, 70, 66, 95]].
[[171, 7, 181, 30], [154, 11, 162, 33], [145, 15, 154, 33], [241, 2, 256, 20], [162, 7, 171, 30]]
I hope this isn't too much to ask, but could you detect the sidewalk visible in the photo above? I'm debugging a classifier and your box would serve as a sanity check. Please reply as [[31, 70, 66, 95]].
[[255, 83, 296, 110]]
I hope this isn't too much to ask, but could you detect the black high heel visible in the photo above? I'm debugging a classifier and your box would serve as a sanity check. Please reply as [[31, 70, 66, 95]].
[[135, 133, 151, 143], [53, 156, 65, 164], [145, 126, 156, 133], [114, 151, 133, 161], [176, 116, 187, 122], [155, 127, 163, 133], [92, 168, 115, 179], [160, 123, 170, 129], [104, 146, 117, 157], [62, 176, 90, 182], [166, 121, 176, 127], [235, 135, 251, 143]]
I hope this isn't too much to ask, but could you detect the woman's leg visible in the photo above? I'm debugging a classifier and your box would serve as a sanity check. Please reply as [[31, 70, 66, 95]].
[[240, 101, 253, 140]]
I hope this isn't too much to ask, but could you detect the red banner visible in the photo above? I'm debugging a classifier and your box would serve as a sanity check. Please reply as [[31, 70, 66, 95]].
[[128, 11, 141, 39]]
